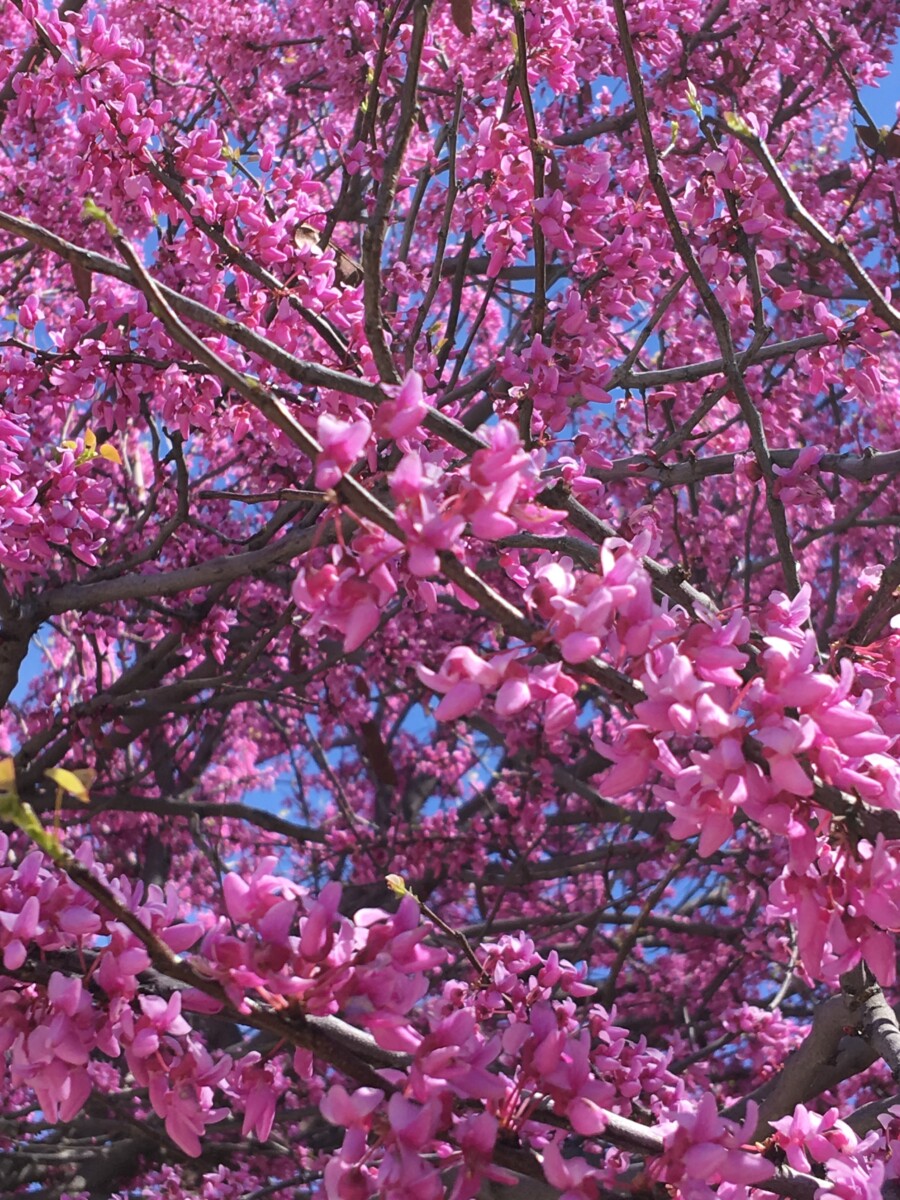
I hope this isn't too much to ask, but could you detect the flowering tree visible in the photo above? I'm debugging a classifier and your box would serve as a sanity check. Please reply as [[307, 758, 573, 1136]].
[[2, 0, 900, 1195]]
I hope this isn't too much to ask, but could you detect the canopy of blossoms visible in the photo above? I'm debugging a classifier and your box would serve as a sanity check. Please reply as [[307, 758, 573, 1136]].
[[1, 0, 900, 1196]]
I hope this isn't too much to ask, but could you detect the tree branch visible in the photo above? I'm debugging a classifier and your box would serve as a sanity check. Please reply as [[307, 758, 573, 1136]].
[[613, 0, 802, 595]]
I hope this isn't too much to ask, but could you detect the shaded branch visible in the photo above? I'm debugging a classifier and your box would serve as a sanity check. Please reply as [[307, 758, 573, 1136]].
[[585, 447, 900, 488]]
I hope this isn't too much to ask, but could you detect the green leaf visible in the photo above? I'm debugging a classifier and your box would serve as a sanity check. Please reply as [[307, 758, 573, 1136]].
[[0, 788, 64, 859], [685, 79, 702, 118], [45, 766, 95, 804], [0, 756, 16, 796], [724, 111, 753, 137], [82, 199, 120, 237]]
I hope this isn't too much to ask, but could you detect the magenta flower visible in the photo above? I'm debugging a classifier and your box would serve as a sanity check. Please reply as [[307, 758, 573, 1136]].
[[655, 1095, 773, 1195], [374, 370, 427, 439], [316, 414, 373, 488]]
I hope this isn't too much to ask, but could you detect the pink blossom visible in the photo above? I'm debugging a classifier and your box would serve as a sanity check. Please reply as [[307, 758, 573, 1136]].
[[655, 1095, 773, 1193], [374, 370, 428, 439], [316, 414, 373, 488]]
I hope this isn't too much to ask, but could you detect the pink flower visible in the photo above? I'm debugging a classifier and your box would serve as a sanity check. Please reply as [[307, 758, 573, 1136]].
[[236, 1053, 279, 1142], [770, 1105, 861, 1171], [316, 414, 372, 488], [656, 1095, 773, 1193], [542, 1137, 601, 1196], [128, 993, 191, 1059], [374, 370, 427, 439], [417, 647, 501, 721], [494, 676, 531, 716], [0, 894, 42, 969], [321, 1084, 385, 1127]]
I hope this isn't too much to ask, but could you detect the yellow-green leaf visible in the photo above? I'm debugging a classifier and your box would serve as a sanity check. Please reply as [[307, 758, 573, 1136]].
[[72, 767, 97, 793], [82, 198, 120, 237], [0, 793, 19, 823], [16, 801, 60, 853], [0, 787, 63, 859], [99, 444, 122, 465], [724, 111, 753, 137], [685, 79, 702, 118], [0, 757, 16, 795], [45, 766, 92, 804]]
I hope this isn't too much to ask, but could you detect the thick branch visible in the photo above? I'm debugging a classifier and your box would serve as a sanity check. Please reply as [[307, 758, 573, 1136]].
[[723, 994, 877, 1137], [36, 527, 318, 616], [30, 790, 326, 845], [841, 963, 900, 1083], [620, 332, 845, 388], [586, 447, 900, 487]]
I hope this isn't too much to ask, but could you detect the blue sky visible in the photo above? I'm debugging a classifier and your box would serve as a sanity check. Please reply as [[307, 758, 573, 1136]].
[[841, 50, 900, 148]]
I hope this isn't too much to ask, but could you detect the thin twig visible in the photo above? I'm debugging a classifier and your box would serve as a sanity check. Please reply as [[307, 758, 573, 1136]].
[[725, 123, 900, 337], [608, 271, 690, 388], [405, 80, 464, 370], [613, 0, 801, 597], [513, 3, 548, 438], [362, 0, 431, 381]]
